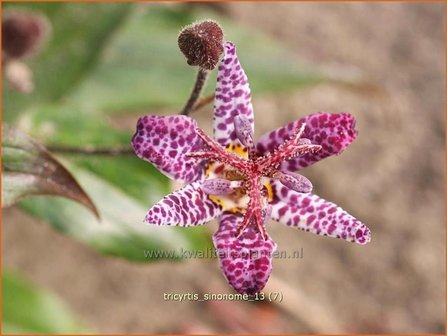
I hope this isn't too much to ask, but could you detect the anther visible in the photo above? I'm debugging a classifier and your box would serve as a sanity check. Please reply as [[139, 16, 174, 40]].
[[234, 115, 255, 154], [274, 171, 313, 193], [202, 178, 242, 195]]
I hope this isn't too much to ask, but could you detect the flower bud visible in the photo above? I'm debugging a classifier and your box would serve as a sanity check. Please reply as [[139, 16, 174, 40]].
[[178, 20, 224, 70], [5, 60, 33, 93], [2, 11, 49, 59]]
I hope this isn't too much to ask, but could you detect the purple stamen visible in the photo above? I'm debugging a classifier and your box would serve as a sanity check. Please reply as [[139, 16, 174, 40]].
[[274, 171, 313, 193], [187, 120, 321, 240], [202, 178, 241, 195], [234, 115, 255, 154]]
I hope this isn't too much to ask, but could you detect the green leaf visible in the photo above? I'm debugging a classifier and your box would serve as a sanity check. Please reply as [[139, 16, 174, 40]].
[[20, 165, 211, 261], [2, 124, 98, 217], [15, 103, 129, 147], [71, 156, 169, 207], [2, 269, 88, 334], [13, 104, 169, 207]]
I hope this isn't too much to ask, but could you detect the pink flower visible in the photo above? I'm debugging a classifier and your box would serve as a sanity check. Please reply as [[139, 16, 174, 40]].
[[132, 42, 371, 294]]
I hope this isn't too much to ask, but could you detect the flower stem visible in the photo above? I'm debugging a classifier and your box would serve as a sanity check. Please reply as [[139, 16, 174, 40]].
[[47, 145, 134, 156], [180, 68, 209, 116], [193, 93, 215, 111]]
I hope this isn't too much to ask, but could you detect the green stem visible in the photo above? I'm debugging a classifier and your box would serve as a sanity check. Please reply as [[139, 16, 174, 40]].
[[180, 68, 209, 116], [47, 145, 134, 156]]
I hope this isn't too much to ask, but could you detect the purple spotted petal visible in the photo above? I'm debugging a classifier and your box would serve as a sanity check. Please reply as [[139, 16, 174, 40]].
[[256, 112, 358, 172], [213, 41, 254, 147], [269, 180, 371, 245], [145, 181, 222, 226], [213, 212, 277, 294], [132, 115, 205, 183]]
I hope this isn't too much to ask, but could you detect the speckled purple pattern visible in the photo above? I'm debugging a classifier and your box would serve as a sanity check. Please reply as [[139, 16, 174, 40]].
[[145, 181, 222, 226], [269, 180, 370, 245], [132, 115, 205, 183], [256, 112, 358, 172], [213, 42, 254, 147], [213, 212, 277, 294]]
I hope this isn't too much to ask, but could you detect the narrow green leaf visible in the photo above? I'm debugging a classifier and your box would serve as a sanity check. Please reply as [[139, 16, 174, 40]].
[[2, 125, 98, 217], [2, 269, 88, 334]]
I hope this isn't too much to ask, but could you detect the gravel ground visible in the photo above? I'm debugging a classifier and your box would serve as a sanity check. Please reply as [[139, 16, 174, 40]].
[[3, 2, 445, 333]]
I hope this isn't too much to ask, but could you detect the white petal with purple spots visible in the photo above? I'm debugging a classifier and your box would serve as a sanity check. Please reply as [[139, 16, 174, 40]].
[[213, 212, 277, 295], [256, 112, 358, 172], [132, 115, 205, 183], [269, 180, 370, 245], [213, 42, 254, 147], [145, 181, 222, 226]]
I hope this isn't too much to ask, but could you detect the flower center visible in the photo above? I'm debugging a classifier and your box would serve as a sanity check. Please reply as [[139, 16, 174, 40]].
[[187, 117, 321, 240]]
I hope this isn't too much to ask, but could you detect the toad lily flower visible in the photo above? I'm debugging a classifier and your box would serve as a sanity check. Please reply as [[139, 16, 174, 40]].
[[132, 41, 371, 294]]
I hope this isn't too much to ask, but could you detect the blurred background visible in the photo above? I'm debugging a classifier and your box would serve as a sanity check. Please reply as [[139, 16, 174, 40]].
[[2, 1, 445, 334]]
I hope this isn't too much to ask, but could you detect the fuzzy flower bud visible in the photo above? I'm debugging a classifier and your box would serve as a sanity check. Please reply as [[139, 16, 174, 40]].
[[2, 11, 49, 59], [178, 20, 224, 70]]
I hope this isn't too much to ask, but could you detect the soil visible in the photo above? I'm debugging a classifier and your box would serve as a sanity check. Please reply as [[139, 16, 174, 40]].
[[3, 2, 445, 334]]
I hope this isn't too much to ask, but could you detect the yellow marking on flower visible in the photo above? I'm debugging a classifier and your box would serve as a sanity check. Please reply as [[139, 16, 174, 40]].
[[209, 195, 223, 207], [204, 141, 249, 213], [205, 161, 215, 177], [264, 181, 274, 202], [209, 193, 249, 214], [226, 142, 248, 159]]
